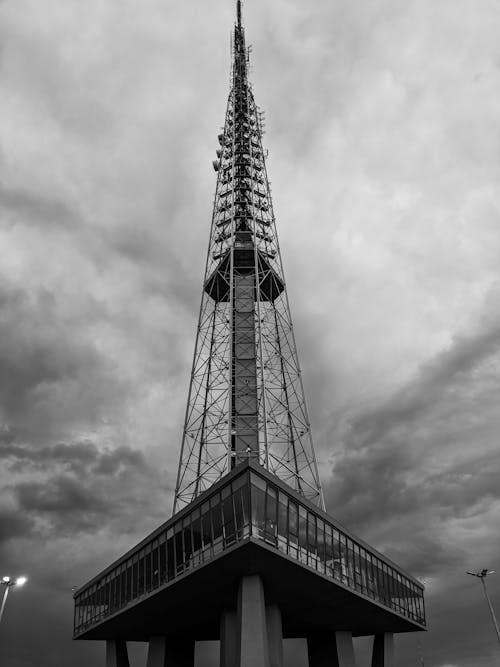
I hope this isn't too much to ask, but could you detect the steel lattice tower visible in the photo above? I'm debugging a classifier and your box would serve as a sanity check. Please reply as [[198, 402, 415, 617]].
[[73, 6, 426, 664], [174, 1, 324, 512]]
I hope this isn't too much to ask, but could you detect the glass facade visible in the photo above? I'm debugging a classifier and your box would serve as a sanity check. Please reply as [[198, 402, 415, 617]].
[[74, 467, 425, 635]]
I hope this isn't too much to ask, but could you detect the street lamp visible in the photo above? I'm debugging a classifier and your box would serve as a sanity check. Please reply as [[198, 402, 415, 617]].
[[0, 576, 27, 625], [467, 569, 500, 646]]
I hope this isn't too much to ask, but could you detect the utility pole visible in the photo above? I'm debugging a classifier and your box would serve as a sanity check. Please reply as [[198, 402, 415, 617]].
[[466, 569, 500, 646], [0, 576, 28, 626]]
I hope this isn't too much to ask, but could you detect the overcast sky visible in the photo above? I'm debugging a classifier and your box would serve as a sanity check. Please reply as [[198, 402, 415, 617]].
[[1, 0, 500, 665]]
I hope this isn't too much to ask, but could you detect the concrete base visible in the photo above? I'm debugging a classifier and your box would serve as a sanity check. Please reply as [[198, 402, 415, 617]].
[[307, 632, 356, 667], [371, 633, 394, 667], [220, 580, 284, 667], [266, 605, 284, 667], [146, 636, 194, 667], [238, 575, 271, 667], [220, 609, 238, 667], [106, 640, 130, 667]]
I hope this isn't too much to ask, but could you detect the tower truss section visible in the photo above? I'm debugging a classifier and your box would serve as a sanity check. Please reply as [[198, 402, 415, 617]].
[[174, 2, 324, 512]]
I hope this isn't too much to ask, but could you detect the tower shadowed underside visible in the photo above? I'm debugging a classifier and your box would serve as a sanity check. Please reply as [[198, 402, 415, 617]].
[[73, 3, 425, 666]]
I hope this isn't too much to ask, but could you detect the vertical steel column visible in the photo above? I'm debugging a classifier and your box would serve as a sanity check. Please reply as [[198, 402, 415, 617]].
[[232, 274, 259, 460]]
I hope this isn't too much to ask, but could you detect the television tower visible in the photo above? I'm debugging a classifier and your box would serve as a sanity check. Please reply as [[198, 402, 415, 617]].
[[73, 4, 426, 666], [174, 0, 323, 512]]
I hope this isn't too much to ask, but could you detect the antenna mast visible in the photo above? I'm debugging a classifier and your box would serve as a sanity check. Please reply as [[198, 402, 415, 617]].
[[174, 0, 324, 512]]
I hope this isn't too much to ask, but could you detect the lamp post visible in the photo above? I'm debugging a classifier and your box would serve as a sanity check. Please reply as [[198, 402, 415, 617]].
[[466, 569, 500, 646], [0, 576, 27, 625]]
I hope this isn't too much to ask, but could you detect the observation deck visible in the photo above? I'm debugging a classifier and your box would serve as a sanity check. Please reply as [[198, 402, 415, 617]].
[[73, 460, 425, 642]]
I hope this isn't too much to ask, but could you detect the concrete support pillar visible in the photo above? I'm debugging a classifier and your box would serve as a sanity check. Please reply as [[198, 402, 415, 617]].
[[237, 575, 270, 667], [220, 609, 238, 667], [106, 640, 130, 667], [371, 633, 394, 667], [147, 637, 167, 667], [146, 636, 195, 667], [307, 632, 356, 667], [266, 605, 284, 667]]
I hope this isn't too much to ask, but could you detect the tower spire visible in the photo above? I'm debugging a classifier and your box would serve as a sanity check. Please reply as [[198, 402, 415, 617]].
[[174, 1, 324, 512]]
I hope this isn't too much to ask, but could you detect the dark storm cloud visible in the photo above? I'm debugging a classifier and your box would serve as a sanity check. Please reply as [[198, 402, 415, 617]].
[[0, 508, 34, 546], [0, 440, 148, 476], [0, 1, 499, 666], [0, 181, 80, 229], [1, 439, 165, 541], [346, 322, 500, 450], [0, 285, 87, 414], [324, 322, 500, 588], [15, 475, 108, 516], [0, 280, 128, 440]]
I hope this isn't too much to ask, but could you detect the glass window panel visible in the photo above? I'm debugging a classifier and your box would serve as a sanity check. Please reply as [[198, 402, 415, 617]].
[[211, 494, 223, 552], [145, 552, 152, 591], [401, 580, 410, 612], [324, 524, 334, 577], [174, 523, 184, 573], [337, 535, 348, 584], [251, 478, 266, 539], [192, 512, 203, 553], [109, 578, 115, 612], [159, 537, 167, 583], [411, 584, 418, 619], [307, 513, 317, 551], [298, 506, 307, 562], [233, 488, 244, 537], [241, 481, 250, 526], [387, 567, 395, 608], [138, 554, 145, 596], [223, 492, 236, 544], [250, 472, 267, 490], [332, 528, 341, 559], [394, 574, 402, 610], [264, 486, 277, 544], [306, 513, 317, 569], [118, 568, 124, 607], [316, 519, 325, 563], [232, 474, 247, 491], [202, 504, 213, 551], [126, 563, 132, 602], [382, 567, 391, 606], [288, 502, 298, 539], [113, 574, 119, 610], [364, 553, 375, 597], [287, 501, 299, 559], [166, 533, 175, 581], [132, 559, 139, 599], [151, 545, 159, 588], [277, 492, 288, 553], [352, 544, 361, 591], [183, 520, 193, 566]]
